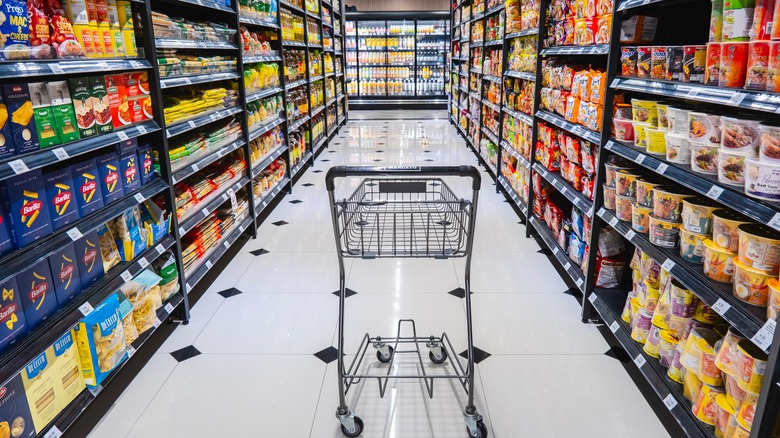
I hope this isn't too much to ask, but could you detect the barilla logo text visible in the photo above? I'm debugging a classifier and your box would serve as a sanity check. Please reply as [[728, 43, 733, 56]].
[[83, 247, 97, 270], [0, 386, 8, 400], [105, 171, 118, 185], [59, 263, 74, 282], [21, 200, 42, 217], [29, 281, 47, 302], [53, 191, 72, 207], [81, 180, 96, 195], [143, 157, 152, 172], [99, 312, 118, 332], [6, 84, 25, 97], [0, 303, 17, 323], [125, 166, 136, 180]]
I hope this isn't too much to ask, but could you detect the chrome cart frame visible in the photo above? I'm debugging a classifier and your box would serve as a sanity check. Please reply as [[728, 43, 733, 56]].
[[325, 165, 487, 438]]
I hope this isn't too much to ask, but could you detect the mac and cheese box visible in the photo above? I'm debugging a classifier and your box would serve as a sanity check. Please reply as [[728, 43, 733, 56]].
[[43, 168, 80, 231], [73, 230, 104, 290], [21, 350, 59, 432], [0, 202, 14, 257], [46, 81, 80, 144], [0, 170, 53, 248], [50, 330, 85, 411], [27, 82, 60, 148], [96, 152, 123, 204], [71, 158, 104, 216], [0, 276, 28, 355], [74, 294, 126, 387], [17, 260, 57, 330], [48, 243, 82, 306], [2, 84, 41, 154], [0, 92, 16, 159], [0, 374, 36, 438]]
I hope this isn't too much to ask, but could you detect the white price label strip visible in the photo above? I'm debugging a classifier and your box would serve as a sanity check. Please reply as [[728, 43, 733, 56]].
[[662, 259, 676, 271], [656, 163, 668, 174], [49, 64, 64, 74], [598, 207, 606, 217], [66, 227, 83, 241], [706, 186, 724, 200], [224, 241, 230, 249], [686, 88, 700, 98], [625, 230, 636, 241], [634, 355, 646, 368], [588, 293, 597, 303], [178, 227, 186, 237], [153, 317, 162, 328], [78, 302, 94, 316], [609, 217, 618, 227], [609, 321, 620, 333], [8, 159, 29, 174], [634, 154, 645, 164], [576, 277, 584, 287], [202, 207, 210, 217], [127, 346, 137, 358], [43, 426, 63, 438], [116, 131, 129, 141], [751, 318, 776, 352], [164, 303, 175, 314], [138, 257, 149, 269], [155, 243, 165, 254], [137, 125, 147, 134], [712, 298, 731, 316], [663, 394, 678, 410], [51, 147, 69, 160], [188, 120, 196, 128], [120, 271, 133, 282], [728, 92, 747, 105], [134, 193, 145, 203], [604, 142, 613, 150], [205, 260, 213, 269], [769, 213, 780, 232], [564, 262, 571, 270], [186, 283, 192, 293]]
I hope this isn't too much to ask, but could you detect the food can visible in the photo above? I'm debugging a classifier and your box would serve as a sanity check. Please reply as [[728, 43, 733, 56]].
[[658, 330, 679, 368], [646, 128, 667, 156], [667, 106, 692, 135], [643, 320, 665, 358], [758, 123, 780, 163], [691, 144, 720, 174], [681, 198, 720, 234], [706, 43, 722, 86], [633, 122, 651, 148], [615, 194, 634, 222], [738, 223, 780, 274], [668, 344, 685, 383], [651, 46, 668, 79], [681, 228, 708, 264], [768, 41, 780, 93], [631, 308, 652, 343], [768, 278, 780, 319], [718, 148, 749, 186], [712, 209, 752, 252], [721, 116, 761, 154], [715, 394, 737, 438], [745, 41, 770, 90], [614, 118, 635, 142], [725, 373, 748, 409], [615, 169, 641, 197], [689, 111, 722, 146], [703, 238, 738, 283], [649, 214, 681, 248], [644, 279, 661, 312], [693, 384, 725, 426], [656, 103, 670, 130], [700, 339, 724, 386], [631, 98, 658, 126], [604, 161, 635, 188], [722, 4, 754, 41], [670, 278, 699, 318], [635, 179, 660, 207], [603, 184, 617, 210], [632, 202, 651, 234], [665, 46, 685, 81], [653, 186, 694, 222], [615, 103, 633, 120], [716, 327, 746, 377], [621, 46, 638, 76], [622, 289, 638, 323], [637, 46, 652, 78], [666, 133, 693, 163], [737, 340, 768, 394], [745, 156, 780, 200], [736, 392, 759, 431], [682, 45, 707, 83], [719, 41, 750, 87], [732, 257, 772, 306]]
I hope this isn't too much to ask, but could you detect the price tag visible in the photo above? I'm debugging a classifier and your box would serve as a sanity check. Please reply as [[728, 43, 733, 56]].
[[706, 185, 724, 200], [8, 159, 29, 174], [137, 125, 147, 134], [49, 63, 65, 74], [564, 261, 571, 270], [598, 207, 606, 217], [228, 188, 238, 211], [164, 303, 175, 314], [188, 120, 196, 129], [588, 293, 597, 303], [186, 283, 192, 293], [728, 92, 747, 106], [662, 259, 676, 271], [770, 213, 780, 232], [634, 355, 646, 368], [191, 163, 199, 173], [78, 302, 94, 316], [166, 129, 172, 137], [634, 154, 645, 164], [625, 230, 636, 241], [553, 247, 560, 255], [663, 394, 678, 410], [751, 318, 776, 352], [138, 257, 149, 269], [178, 227, 186, 237], [127, 346, 136, 358], [116, 131, 129, 141], [712, 298, 731, 316], [130, 60, 145, 69], [221, 193, 228, 201], [576, 277, 584, 287], [686, 88, 700, 98], [560, 186, 567, 195], [43, 426, 63, 438], [51, 147, 69, 160], [153, 317, 162, 328], [202, 207, 210, 217], [97, 61, 110, 70], [609, 217, 618, 227], [205, 260, 213, 269], [134, 193, 145, 203], [573, 197, 579, 205], [610, 78, 619, 88], [604, 142, 613, 150], [120, 271, 133, 282], [156, 243, 165, 254], [609, 321, 620, 333], [66, 227, 83, 241], [210, 114, 218, 122], [183, 77, 192, 85], [223, 240, 230, 249]]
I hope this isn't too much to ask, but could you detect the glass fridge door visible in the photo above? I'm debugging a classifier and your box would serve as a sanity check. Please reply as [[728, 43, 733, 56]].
[[415, 19, 448, 97], [357, 20, 387, 96], [386, 19, 415, 96], [346, 20, 358, 96]]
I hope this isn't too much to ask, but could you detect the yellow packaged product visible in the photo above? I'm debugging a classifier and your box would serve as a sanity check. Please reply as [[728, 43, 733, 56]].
[[119, 269, 163, 335]]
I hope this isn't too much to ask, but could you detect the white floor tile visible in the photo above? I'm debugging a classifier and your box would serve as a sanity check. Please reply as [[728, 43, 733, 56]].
[[234, 251, 348, 293], [347, 259, 460, 294], [453, 251, 565, 293], [262, 221, 337, 252], [158, 293, 225, 354]]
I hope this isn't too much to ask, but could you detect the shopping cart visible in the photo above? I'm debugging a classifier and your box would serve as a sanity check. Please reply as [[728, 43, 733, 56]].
[[326, 165, 488, 438]]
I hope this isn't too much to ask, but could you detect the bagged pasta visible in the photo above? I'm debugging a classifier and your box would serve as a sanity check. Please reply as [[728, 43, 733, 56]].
[[153, 252, 180, 301], [73, 293, 126, 386], [97, 223, 121, 272], [117, 290, 138, 345], [119, 269, 162, 335], [108, 206, 147, 261]]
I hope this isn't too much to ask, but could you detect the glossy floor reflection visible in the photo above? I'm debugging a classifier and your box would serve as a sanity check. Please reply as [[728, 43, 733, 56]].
[[89, 111, 670, 438]]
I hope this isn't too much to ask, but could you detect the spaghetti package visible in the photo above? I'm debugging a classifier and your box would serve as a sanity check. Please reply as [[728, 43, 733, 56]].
[[118, 269, 162, 335], [74, 293, 126, 386]]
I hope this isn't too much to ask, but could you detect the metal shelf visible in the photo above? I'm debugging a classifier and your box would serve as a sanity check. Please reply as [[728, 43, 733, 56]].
[[313, 135, 327, 154], [502, 106, 533, 126], [178, 177, 250, 236], [482, 99, 500, 112], [171, 139, 246, 184], [240, 17, 281, 28], [252, 144, 289, 177], [483, 73, 501, 84], [483, 126, 499, 144], [184, 215, 252, 292], [311, 105, 325, 117], [541, 44, 609, 55], [484, 39, 503, 47], [501, 140, 530, 168], [505, 28, 539, 38], [158, 0, 235, 12], [166, 106, 243, 138], [291, 151, 312, 176], [249, 117, 286, 142], [285, 78, 308, 90], [288, 115, 310, 132], [498, 174, 529, 216], [483, 4, 505, 16], [280, 0, 305, 14], [254, 177, 290, 215], [536, 110, 601, 144], [617, 0, 668, 10], [247, 86, 284, 103], [243, 54, 283, 63], [0, 58, 150, 79], [532, 162, 594, 216], [283, 41, 307, 47], [505, 70, 536, 81], [470, 67, 482, 74], [160, 71, 240, 89], [155, 39, 238, 50], [528, 216, 586, 291], [310, 74, 324, 82]]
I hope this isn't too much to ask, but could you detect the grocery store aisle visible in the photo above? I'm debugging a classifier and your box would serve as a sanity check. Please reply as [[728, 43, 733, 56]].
[[90, 111, 670, 438]]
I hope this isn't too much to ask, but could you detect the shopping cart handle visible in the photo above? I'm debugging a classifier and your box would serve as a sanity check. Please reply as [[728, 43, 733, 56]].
[[325, 165, 482, 191]]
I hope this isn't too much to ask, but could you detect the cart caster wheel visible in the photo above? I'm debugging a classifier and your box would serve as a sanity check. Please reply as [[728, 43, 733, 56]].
[[376, 346, 394, 363], [466, 420, 488, 438], [341, 416, 364, 437], [429, 349, 447, 364]]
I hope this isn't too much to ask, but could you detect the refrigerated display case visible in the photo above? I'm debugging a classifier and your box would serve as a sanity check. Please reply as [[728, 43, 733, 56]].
[[346, 11, 449, 109]]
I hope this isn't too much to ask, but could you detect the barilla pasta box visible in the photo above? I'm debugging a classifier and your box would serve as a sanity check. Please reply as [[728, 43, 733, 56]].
[[88, 76, 113, 134], [0, 170, 53, 248], [73, 230, 104, 290], [21, 349, 59, 432], [67, 77, 96, 138], [0, 92, 16, 159], [2, 84, 40, 154], [70, 158, 104, 216], [73, 294, 126, 387], [96, 151, 123, 204], [0, 276, 28, 355], [27, 82, 60, 148], [43, 167, 80, 231], [119, 148, 140, 192], [46, 81, 80, 144], [0, 202, 14, 257], [137, 143, 154, 185], [49, 330, 84, 412], [116, 137, 137, 155], [47, 243, 82, 306], [0, 374, 36, 438], [17, 260, 57, 330]]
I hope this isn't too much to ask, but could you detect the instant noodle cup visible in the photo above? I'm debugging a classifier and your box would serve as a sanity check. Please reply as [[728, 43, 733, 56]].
[[644, 279, 661, 312], [730, 425, 751, 438], [693, 384, 725, 426], [737, 340, 768, 394], [694, 301, 722, 325], [615, 169, 641, 197], [658, 330, 680, 368], [633, 122, 651, 148], [767, 278, 780, 319], [683, 328, 719, 364], [725, 373, 748, 408], [666, 133, 693, 163], [745, 156, 780, 201], [653, 186, 693, 222], [631, 308, 652, 343], [603, 184, 617, 210], [630, 297, 643, 329], [758, 123, 780, 163], [712, 209, 752, 253], [631, 98, 658, 126], [745, 41, 770, 91], [719, 42, 749, 87], [721, 116, 761, 155], [736, 392, 759, 432], [685, 368, 703, 401], [715, 394, 738, 438], [737, 223, 780, 274], [656, 103, 670, 130], [646, 128, 667, 156], [700, 337, 725, 386], [615, 195, 634, 221], [668, 344, 686, 383], [682, 198, 720, 234], [692, 144, 720, 174], [640, 250, 662, 287], [671, 278, 699, 318], [621, 46, 638, 76], [649, 214, 681, 248], [732, 258, 772, 306], [716, 327, 746, 377], [681, 228, 708, 263], [667, 314, 689, 336], [768, 41, 780, 93], [643, 320, 665, 358], [636, 178, 661, 207], [703, 238, 737, 283], [690, 111, 722, 146], [718, 149, 749, 186], [667, 106, 692, 135], [682, 45, 707, 83], [604, 161, 635, 188], [632, 202, 651, 233], [615, 103, 633, 120], [613, 118, 635, 142], [706, 42, 722, 85], [682, 317, 716, 341], [622, 290, 638, 323]]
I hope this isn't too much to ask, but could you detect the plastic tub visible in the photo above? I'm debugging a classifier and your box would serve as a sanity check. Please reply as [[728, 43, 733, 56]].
[[712, 209, 752, 253], [615, 194, 634, 222], [643, 321, 664, 358], [758, 123, 780, 163], [657, 103, 669, 130], [635, 178, 660, 207], [736, 393, 759, 431], [631, 309, 652, 343], [603, 184, 617, 210], [653, 186, 693, 222], [646, 127, 667, 156], [666, 132, 692, 163], [718, 148, 749, 186], [631, 98, 658, 126], [703, 238, 737, 283], [604, 161, 635, 188], [615, 168, 641, 197], [724, 373, 747, 409], [715, 327, 745, 378], [649, 214, 681, 248], [644, 279, 661, 312], [768, 278, 780, 320], [667, 105, 691, 135], [681, 198, 719, 234], [680, 228, 708, 264], [694, 301, 721, 325], [737, 223, 780, 274], [693, 384, 725, 426], [658, 330, 679, 368], [632, 202, 651, 234], [691, 144, 719, 174], [699, 339, 724, 386], [715, 394, 737, 438], [633, 122, 651, 148], [737, 340, 768, 394], [745, 156, 780, 201], [614, 118, 635, 142], [689, 111, 722, 146], [720, 116, 760, 154], [670, 278, 698, 318], [732, 257, 772, 306], [668, 345, 685, 383]]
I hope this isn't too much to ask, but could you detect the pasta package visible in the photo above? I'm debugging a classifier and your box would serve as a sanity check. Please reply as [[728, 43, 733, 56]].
[[0, 0, 31, 61], [21, 348, 60, 432], [73, 229, 104, 289], [3, 84, 40, 154], [108, 206, 146, 261], [0, 374, 35, 438], [0, 170, 54, 248], [96, 223, 120, 272], [116, 290, 138, 345], [74, 293, 126, 387], [119, 269, 162, 335], [153, 252, 180, 302], [28, 82, 60, 147], [48, 330, 85, 411], [0, 276, 28, 355]]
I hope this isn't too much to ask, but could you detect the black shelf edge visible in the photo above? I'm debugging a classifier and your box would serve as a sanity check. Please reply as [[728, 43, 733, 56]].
[[239, 17, 281, 28], [313, 136, 326, 154], [247, 86, 284, 102], [310, 74, 324, 82], [291, 152, 312, 177], [611, 76, 780, 115], [596, 207, 768, 350], [243, 54, 283, 63], [154, 39, 238, 50], [541, 44, 609, 55], [288, 115, 310, 132], [471, 41, 484, 48], [249, 117, 286, 142], [498, 174, 529, 216], [337, 94, 345, 101], [484, 4, 505, 16], [251, 144, 289, 178], [471, 12, 484, 21], [0, 59, 150, 80], [483, 73, 501, 83], [166, 106, 243, 138], [285, 79, 308, 90], [617, 0, 669, 10], [0, 121, 159, 182], [504, 70, 536, 81], [177, 176, 250, 235], [305, 9, 321, 20], [532, 162, 594, 216], [254, 177, 290, 215], [470, 67, 483, 74], [325, 71, 335, 77], [171, 139, 246, 184], [160, 71, 240, 89], [502, 106, 534, 125], [482, 99, 500, 113], [505, 28, 539, 38], [605, 139, 780, 232], [484, 39, 503, 47], [501, 140, 531, 168], [326, 97, 337, 106], [308, 44, 324, 49], [536, 109, 602, 144], [159, 0, 234, 13], [282, 41, 307, 47], [482, 126, 499, 144], [311, 105, 325, 117], [338, 116, 346, 125], [529, 215, 586, 291], [184, 215, 252, 293]]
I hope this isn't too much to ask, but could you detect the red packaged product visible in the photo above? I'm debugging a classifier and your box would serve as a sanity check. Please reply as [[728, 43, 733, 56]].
[[29, 0, 54, 59], [46, 0, 85, 58], [751, 0, 775, 40]]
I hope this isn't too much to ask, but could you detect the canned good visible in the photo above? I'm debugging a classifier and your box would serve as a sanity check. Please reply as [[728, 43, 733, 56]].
[[745, 156, 780, 201], [745, 41, 769, 91], [603, 184, 617, 210], [703, 238, 737, 283], [720, 42, 750, 88], [737, 340, 768, 394], [732, 257, 772, 306], [718, 148, 749, 187], [681, 228, 708, 264], [651, 46, 668, 79], [706, 42, 722, 85], [632, 202, 651, 234], [758, 123, 780, 163], [682, 45, 707, 83], [616, 194, 634, 222], [649, 214, 681, 248], [653, 186, 694, 222], [712, 209, 752, 253], [621, 46, 638, 76], [689, 111, 722, 146], [666, 133, 692, 164], [691, 144, 720, 175], [715, 327, 746, 377], [738, 223, 780, 274]]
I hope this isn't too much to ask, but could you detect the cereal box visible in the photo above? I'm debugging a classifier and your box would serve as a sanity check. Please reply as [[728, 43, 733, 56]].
[[0, 275, 28, 354], [0, 0, 31, 61], [2, 84, 40, 154], [70, 158, 103, 215], [21, 349, 59, 432], [46, 81, 80, 144], [0, 170, 53, 248], [119, 148, 140, 192], [47, 243, 82, 306], [68, 77, 96, 138], [17, 260, 57, 330], [73, 229, 104, 289], [27, 82, 60, 148], [49, 330, 85, 411], [0, 92, 16, 159], [88, 76, 113, 134], [96, 151, 123, 204], [0, 375, 36, 438], [137, 143, 154, 185], [44, 167, 80, 231], [0, 202, 14, 257], [73, 293, 126, 387]]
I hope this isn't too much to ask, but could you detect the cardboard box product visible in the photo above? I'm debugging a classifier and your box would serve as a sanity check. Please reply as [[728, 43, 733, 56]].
[[2, 84, 40, 154], [50, 330, 85, 410], [116, 137, 137, 155], [68, 77, 96, 138], [17, 260, 58, 330], [27, 82, 60, 148], [137, 143, 154, 185], [104, 74, 129, 128], [88, 76, 113, 134], [0, 202, 14, 257], [45, 81, 80, 144], [0, 92, 16, 159], [119, 149, 140, 192], [73, 229, 104, 289], [43, 168, 80, 231], [0, 276, 29, 355], [96, 152, 124, 204], [0, 375, 36, 438], [73, 293, 126, 387], [21, 349, 59, 432], [70, 158, 104, 216], [0, 170, 53, 248], [48, 243, 82, 306]]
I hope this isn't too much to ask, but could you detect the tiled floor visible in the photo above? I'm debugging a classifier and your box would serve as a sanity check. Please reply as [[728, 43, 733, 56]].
[[89, 111, 670, 438]]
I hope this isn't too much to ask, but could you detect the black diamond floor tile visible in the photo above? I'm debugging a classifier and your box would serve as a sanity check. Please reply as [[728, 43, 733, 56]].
[[604, 346, 631, 363], [373, 159, 382, 162], [218, 287, 243, 298], [171, 345, 201, 362], [563, 287, 578, 296], [302, 183, 314, 187], [313, 170, 323, 173], [289, 199, 303, 204], [332, 288, 358, 298], [328, 150, 337, 153], [250, 248, 269, 256], [314, 347, 340, 364], [375, 150, 384, 153], [423, 150, 432, 153], [458, 347, 491, 364], [447, 287, 473, 298], [536, 248, 550, 255], [272, 221, 289, 226], [425, 159, 434, 162]]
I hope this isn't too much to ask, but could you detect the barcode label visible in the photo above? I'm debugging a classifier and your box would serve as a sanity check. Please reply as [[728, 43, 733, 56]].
[[130, 60, 146, 69], [186, 283, 192, 293], [712, 298, 731, 316], [686, 88, 700, 98], [663, 394, 678, 410], [52, 147, 69, 160], [768, 213, 780, 232], [604, 142, 613, 150], [164, 303, 175, 314], [564, 262, 571, 270], [137, 125, 148, 134], [127, 346, 136, 357], [156, 243, 165, 254], [609, 321, 619, 333], [657, 163, 668, 174], [120, 271, 133, 282], [751, 318, 776, 352], [611, 78, 619, 87], [634, 154, 645, 164], [588, 293, 597, 303], [8, 159, 29, 174], [553, 247, 559, 255], [576, 278, 584, 287], [117, 131, 129, 141], [78, 302, 94, 316], [43, 426, 63, 438], [706, 186, 724, 200], [634, 355, 646, 368], [66, 227, 83, 241], [609, 217, 618, 227], [598, 207, 606, 217], [662, 259, 675, 271], [134, 193, 145, 203], [153, 317, 162, 328], [49, 64, 64, 74], [178, 227, 186, 237], [224, 241, 230, 249], [205, 260, 213, 269], [202, 208, 210, 217], [625, 230, 636, 241], [192, 163, 199, 172], [728, 92, 746, 105], [188, 120, 197, 128], [138, 257, 149, 269]]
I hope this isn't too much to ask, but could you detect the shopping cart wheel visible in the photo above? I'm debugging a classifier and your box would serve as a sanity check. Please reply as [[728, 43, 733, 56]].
[[376, 346, 394, 363], [340, 416, 364, 437], [429, 349, 447, 364], [466, 420, 488, 438]]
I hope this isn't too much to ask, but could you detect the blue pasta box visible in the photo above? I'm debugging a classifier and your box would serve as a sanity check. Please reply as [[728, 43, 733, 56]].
[[0, 275, 28, 355], [0, 202, 14, 258], [0, 170, 53, 249], [73, 294, 126, 387], [17, 260, 57, 331], [73, 230, 104, 290], [96, 152, 124, 204], [119, 149, 140, 192], [48, 243, 82, 306], [2, 83, 40, 155], [70, 158, 104, 216], [43, 168, 80, 231], [0, 374, 36, 438], [137, 143, 154, 185], [0, 92, 16, 159], [116, 138, 137, 155]]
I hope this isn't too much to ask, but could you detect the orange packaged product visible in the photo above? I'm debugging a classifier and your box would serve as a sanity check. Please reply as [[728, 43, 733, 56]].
[[590, 71, 606, 104], [577, 100, 589, 126], [580, 71, 593, 101], [768, 41, 780, 92], [561, 65, 574, 90], [597, 0, 613, 16], [29, 0, 54, 59], [705, 42, 721, 85], [773, 0, 780, 40], [596, 15, 612, 44], [720, 41, 749, 88], [566, 95, 580, 122], [564, 18, 576, 45], [751, 0, 775, 40], [574, 0, 586, 18], [745, 41, 769, 91], [585, 0, 596, 17]]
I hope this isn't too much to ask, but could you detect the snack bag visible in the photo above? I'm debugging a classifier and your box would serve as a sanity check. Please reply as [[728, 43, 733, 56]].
[[28, 0, 53, 59]]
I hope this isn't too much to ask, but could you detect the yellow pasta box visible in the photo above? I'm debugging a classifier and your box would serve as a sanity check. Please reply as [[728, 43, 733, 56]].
[[28, 82, 60, 148], [74, 293, 126, 387], [49, 330, 85, 411], [0, 92, 16, 159], [21, 349, 59, 433], [0, 170, 53, 248], [2, 84, 39, 154]]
